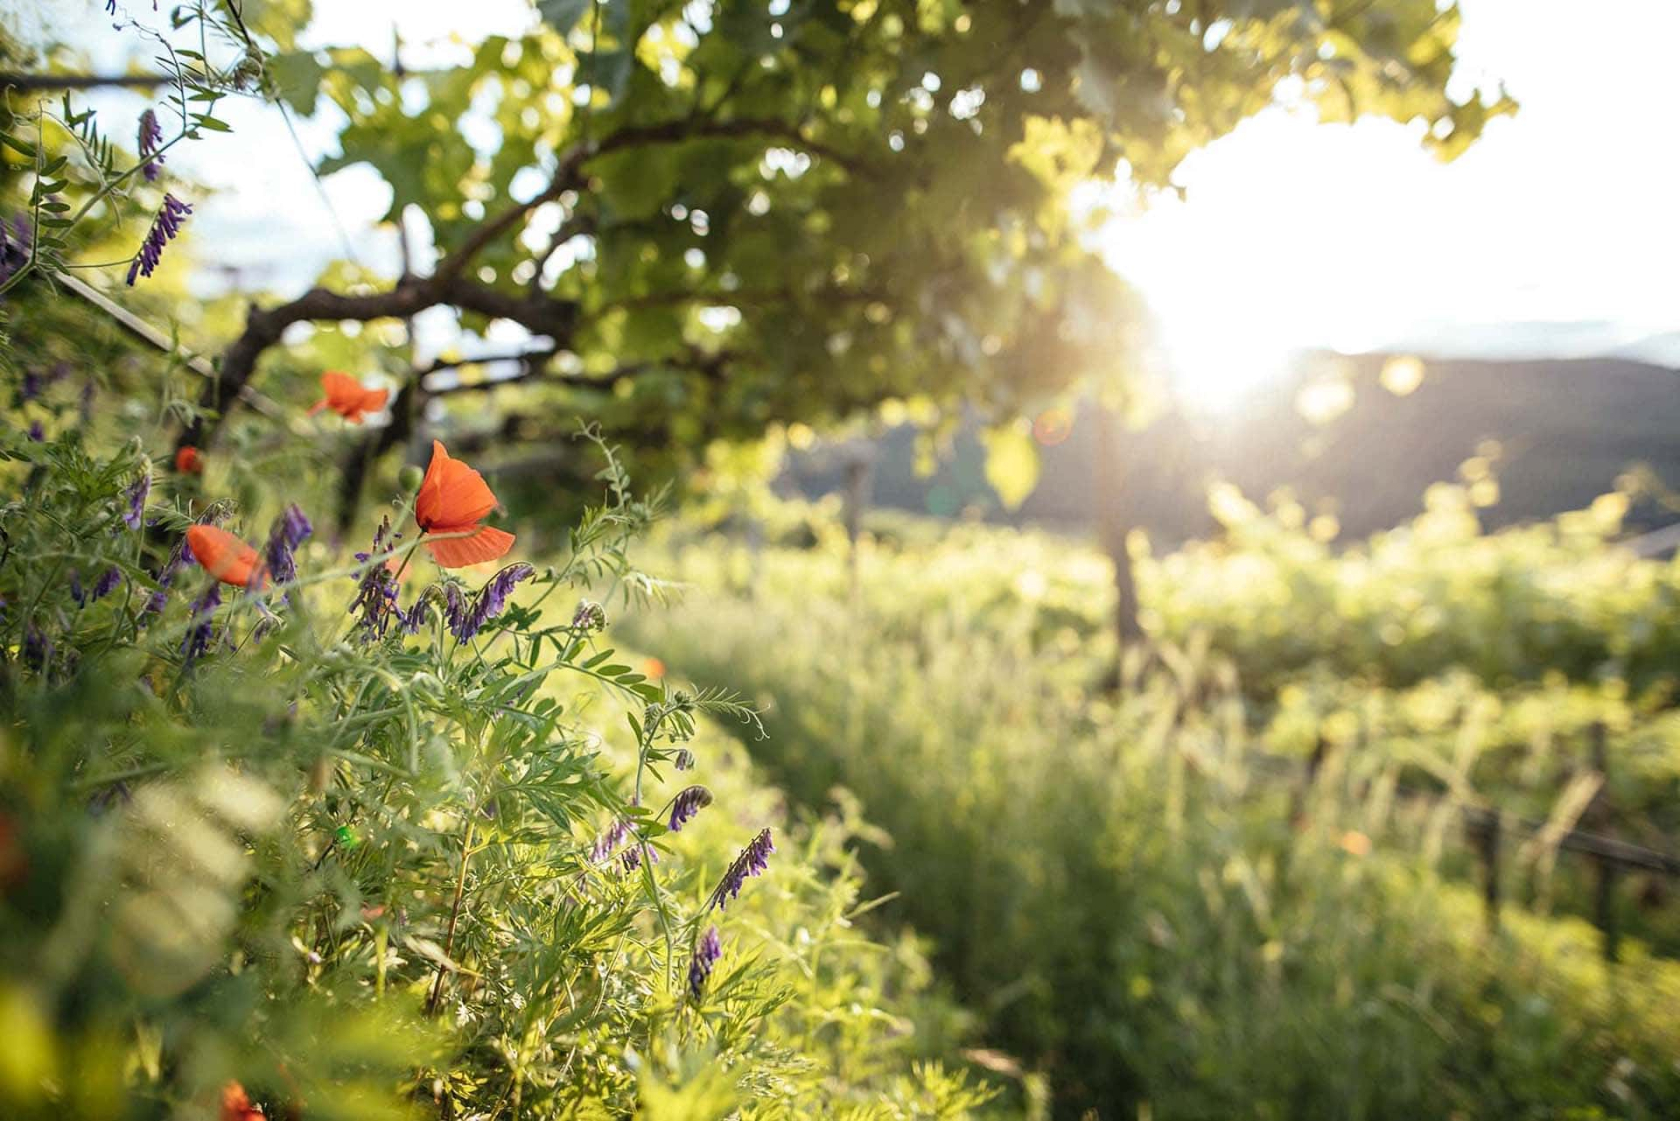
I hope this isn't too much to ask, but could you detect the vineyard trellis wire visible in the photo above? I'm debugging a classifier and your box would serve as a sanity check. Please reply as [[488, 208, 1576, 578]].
[[1259, 720, 1678, 963]]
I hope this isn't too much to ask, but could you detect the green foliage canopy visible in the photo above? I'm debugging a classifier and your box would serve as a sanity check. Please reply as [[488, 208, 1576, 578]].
[[231, 0, 1502, 487]]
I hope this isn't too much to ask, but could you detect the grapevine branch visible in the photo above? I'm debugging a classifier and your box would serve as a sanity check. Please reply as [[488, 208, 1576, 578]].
[[175, 115, 860, 455]]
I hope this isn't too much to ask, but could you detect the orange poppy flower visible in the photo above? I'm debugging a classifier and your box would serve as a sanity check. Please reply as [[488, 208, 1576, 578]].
[[308, 371, 390, 423], [175, 445, 204, 474], [220, 1082, 266, 1121], [186, 525, 262, 588], [414, 440, 515, 568], [1338, 830, 1372, 858]]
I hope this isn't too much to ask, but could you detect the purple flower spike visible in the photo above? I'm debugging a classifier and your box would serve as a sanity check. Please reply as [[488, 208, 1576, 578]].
[[181, 582, 221, 664], [668, 785, 712, 833], [572, 600, 607, 632], [27, 421, 43, 442], [444, 563, 535, 642], [264, 503, 312, 589], [0, 213, 30, 288], [69, 570, 85, 607], [92, 567, 123, 601], [397, 597, 431, 634], [123, 470, 151, 529], [137, 110, 164, 181], [22, 623, 51, 672], [142, 537, 192, 622], [708, 828, 774, 912], [687, 926, 722, 1000], [589, 814, 632, 864], [348, 517, 401, 641], [125, 193, 190, 286]]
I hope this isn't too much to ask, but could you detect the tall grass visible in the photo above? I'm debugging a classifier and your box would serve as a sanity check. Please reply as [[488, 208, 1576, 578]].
[[624, 542, 1680, 1118]]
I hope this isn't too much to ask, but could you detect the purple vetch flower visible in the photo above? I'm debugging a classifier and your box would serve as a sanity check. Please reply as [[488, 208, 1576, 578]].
[[668, 785, 712, 833], [143, 538, 192, 620], [263, 503, 312, 588], [122, 470, 151, 530], [621, 843, 659, 873], [589, 814, 632, 864], [674, 748, 695, 771], [348, 517, 401, 641], [708, 828, 774, 912], [444, 563, 535, 642], [92, 566, 124, 601], [0, 213, 29, 288], [687, 926, 722, 1000], [124, 193, 191, 286], [69, 570, 85, 607], [88, 780, 131, 817], [20, 370, 41, 402], [181, 582, 221, 663], [79, 380, 95, 423], [27, 421, 43, 442], [572, 599, 607, 633], [22, 623, 51, 673], [439, 583, 467, 630], [397, 595, 432, 635], [137, 110, 164, 182]]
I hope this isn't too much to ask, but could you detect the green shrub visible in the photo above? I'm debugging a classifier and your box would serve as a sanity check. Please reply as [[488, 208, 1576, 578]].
[[0, 411, 1003, 1118]]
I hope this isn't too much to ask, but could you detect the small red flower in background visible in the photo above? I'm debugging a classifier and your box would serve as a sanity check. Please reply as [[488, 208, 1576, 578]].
[[642, 657, 666, 680], [0, 814, 28, 889], [308, 371, 389, 424], [186, 525, 262, 588], [175, 445, 204, 474], [414, 440, 515, 568], [220, 1082, 265, 1121]]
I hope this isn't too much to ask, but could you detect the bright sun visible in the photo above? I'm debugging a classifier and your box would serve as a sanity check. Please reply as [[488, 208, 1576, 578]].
[[1087, 105, 1512, 411], [1089, 109, 1439, 410]]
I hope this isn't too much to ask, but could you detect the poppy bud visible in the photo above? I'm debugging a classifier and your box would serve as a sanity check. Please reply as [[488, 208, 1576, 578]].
[[397, 464, 425, 493]]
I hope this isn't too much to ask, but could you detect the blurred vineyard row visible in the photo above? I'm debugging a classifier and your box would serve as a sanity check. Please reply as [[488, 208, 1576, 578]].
[[621, 489, 1680, 1117]]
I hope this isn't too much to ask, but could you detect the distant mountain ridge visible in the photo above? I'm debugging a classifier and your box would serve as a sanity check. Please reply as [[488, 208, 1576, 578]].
[[781, 352, 1680, 545]]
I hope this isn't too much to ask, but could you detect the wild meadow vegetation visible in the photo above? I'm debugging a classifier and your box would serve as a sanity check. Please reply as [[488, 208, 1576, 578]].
[[7, 0, 1676, 1118], [623, 493, 1680, 1117], [0, 309, 1007, 1120]]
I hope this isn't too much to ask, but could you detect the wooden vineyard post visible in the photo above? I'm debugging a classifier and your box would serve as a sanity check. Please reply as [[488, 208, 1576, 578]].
[[1289, 735, 1327, 832], [841, 446, 872, 603], [1586, 721, 1622, 963], [1468, 809, 1502, 933]]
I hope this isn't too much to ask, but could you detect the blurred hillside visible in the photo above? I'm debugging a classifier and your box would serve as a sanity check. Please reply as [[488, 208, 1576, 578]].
[[784, 352, 1680, 544]]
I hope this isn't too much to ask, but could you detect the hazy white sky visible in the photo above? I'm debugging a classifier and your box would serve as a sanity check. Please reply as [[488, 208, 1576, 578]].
[[1098, 0, 1680, 393], [24, 0, 1680, 380]]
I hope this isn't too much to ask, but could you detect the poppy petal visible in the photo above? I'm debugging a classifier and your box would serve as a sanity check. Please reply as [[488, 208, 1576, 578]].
[[360, 387, 390, 413], [423, 525, 515, 568], [320, 370, 360, 402], [416, 441, 498, 530], [186, 525, 261, 587], [415, 440, 452, 516]]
